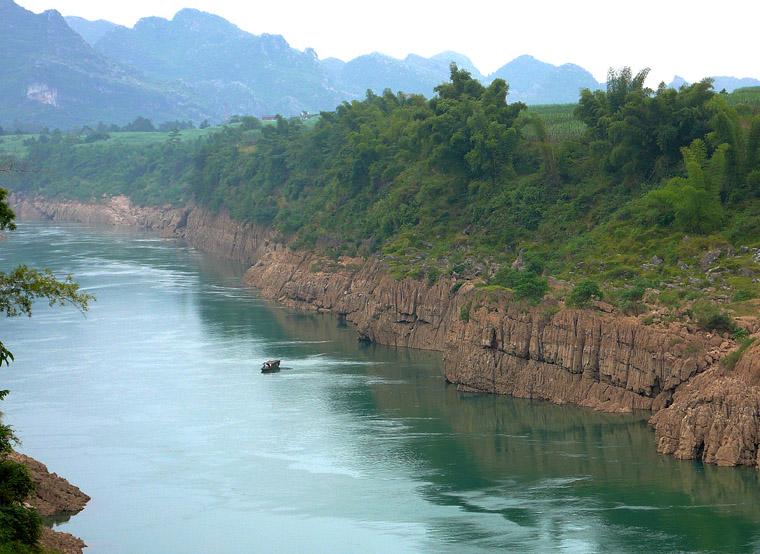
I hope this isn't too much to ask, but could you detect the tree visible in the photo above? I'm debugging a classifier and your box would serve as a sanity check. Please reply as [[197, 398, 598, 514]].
[[0, 175, 92, 551], [576, 68, 716, 185], [165, 129, 181, 152], [122, 116, 155, 132], [0, 265, 90, 367], [567, 279, 603, 308]]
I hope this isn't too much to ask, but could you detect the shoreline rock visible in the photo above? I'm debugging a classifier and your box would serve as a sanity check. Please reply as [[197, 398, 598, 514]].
[[9, 451, 90, 554], [650, 341, 760, 468], [9, 193, 760, 469]]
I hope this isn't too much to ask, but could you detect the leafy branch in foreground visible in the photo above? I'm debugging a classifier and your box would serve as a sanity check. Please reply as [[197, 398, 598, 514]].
[[0, 189, 15, 232], [0, 265, 94, 367]]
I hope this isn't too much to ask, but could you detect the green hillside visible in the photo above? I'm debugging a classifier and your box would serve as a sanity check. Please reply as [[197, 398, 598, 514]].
[[4, 68, 760, 323]]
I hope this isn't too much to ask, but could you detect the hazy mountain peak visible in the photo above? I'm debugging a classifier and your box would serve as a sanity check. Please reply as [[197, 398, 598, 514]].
[[172, 7, 241, 33], [366, 51, 397, 60], [0, 0, 213, 129], [669, 75, 760, 93], [132, 15, 171, 32], [65, 15, 121, 46], [260, 33, 291, 49], [430, 51, 483, 80], [42, 8, 63, 20], [489, 55, 601, 104], [558, 62, 586, 71]]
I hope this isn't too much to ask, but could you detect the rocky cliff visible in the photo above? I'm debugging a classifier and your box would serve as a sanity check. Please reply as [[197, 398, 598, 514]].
[[9, 193, 275, 266], [650, 341, 760, 468], [9, 451, 90, 554], [242, 250, 720, 411], [11, 194, 760, 468]]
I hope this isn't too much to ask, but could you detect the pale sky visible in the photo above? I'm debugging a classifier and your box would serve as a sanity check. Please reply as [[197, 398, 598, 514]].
[[15, 0, 760, 86]]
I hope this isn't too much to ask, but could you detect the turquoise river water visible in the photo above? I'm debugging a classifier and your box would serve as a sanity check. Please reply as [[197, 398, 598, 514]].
[[2, 221, 760, 553]]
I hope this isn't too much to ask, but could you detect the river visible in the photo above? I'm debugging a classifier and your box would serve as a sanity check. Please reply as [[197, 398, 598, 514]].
[[2, 221, 760, 553]]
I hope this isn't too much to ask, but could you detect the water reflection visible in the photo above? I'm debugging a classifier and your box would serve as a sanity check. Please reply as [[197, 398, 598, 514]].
[[252, 264, 760, 553], [43, 511, 80, 528]]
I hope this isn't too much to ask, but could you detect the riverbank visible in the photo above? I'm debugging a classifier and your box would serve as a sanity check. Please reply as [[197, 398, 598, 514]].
[[9, 193, 760, 469], [9, 452, 90, 554]]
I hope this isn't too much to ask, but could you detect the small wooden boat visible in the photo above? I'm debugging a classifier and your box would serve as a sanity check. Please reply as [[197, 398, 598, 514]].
[[261, 359, 281, 372]]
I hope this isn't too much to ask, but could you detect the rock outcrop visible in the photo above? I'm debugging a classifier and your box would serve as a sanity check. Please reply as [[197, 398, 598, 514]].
[[10, 194, 189, 236], [11, 193, 760, 469], [650, 341, 760, 468], [9, 451, 90, 554], [443, 300, 707, 413], [8, 452, 90, 517]]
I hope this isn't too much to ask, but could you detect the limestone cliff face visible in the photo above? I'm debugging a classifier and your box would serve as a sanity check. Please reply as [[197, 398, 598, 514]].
[[9, 194, 275, 265], [11, 193, 760, 468], [442, 299, 709, 413], [244, 253, 453, 350], [10, 194, 189, 235], [650, 342, 760, 468], [244, 251, 711, 413]]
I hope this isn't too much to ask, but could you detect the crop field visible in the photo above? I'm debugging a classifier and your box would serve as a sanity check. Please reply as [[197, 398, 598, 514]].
[[0, 134, 36, 157], [725, 86, 760, 107], [527, 103, 586, 140]]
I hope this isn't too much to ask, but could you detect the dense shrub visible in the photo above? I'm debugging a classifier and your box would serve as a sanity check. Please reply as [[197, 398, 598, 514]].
[[692, 301, 736, 333], [567, 279, 603, 307], [460, 300, 473, 321], [490, 268, 549, 304]]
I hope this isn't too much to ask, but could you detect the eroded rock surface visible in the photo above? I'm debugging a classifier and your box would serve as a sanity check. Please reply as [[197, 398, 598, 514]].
[[9, 451, 90, 553], [443, 299, 706, 412], [9, 193, 275, 266], [243, 252, 713, 414], [650, 342, 760, 468]]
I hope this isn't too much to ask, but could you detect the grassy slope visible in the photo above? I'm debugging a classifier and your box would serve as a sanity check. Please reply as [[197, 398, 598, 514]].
[[2, 89, 760, 326]]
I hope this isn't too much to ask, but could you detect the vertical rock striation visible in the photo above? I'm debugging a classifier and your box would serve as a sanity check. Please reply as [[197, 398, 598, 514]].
[[650, 341, 760, 468], [244, 254, 708, 413], [442, 298, 705, 412]]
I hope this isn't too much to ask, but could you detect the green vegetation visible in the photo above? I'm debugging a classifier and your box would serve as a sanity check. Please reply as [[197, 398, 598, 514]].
[[4, 65, 760, 314], [690, 301, 743, 334], [489, 267, 549, 304], [722, 87, 760, 110], [460, 300, 473, 321], [723, 337, 757, 371], [526, 104, 586, 140], [2, 124, 225, 206], [567, 279, 603, 308]]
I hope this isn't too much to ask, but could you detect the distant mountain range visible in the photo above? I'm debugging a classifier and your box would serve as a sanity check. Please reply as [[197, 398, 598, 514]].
[[0, 0, 212, 130], [668, 75, 760, 93], [2, 0, 758, 129]]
